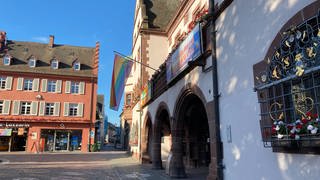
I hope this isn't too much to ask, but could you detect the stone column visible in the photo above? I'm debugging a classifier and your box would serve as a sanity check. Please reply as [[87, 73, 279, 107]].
[[206, 101, 218, 179], [169, 128, 186, 178], [152, 124, 162, 169]]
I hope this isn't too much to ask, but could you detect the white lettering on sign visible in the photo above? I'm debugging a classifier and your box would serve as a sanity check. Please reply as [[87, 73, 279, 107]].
[[0, 122, 30, 128]]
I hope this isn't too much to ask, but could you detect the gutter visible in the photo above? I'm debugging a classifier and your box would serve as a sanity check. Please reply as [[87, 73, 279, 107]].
[[209, 0, 233, 179]]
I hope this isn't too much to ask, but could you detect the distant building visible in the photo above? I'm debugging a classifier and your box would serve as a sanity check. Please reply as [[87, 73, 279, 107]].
[[0, 33, 99, 153], [95, 95, 104, 145]]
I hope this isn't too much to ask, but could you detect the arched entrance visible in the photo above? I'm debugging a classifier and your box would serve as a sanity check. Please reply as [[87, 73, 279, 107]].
[[141, 114, 152, 163], [152, 103, 171, 169], [170, 91, 210, 178]]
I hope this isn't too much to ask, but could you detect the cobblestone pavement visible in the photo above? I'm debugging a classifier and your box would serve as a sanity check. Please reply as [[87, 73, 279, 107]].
[[0, 146, 208, 180]]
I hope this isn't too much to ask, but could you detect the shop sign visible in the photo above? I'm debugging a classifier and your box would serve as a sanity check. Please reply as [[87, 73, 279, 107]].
[[0, 122, 30, 128], [0, 128, 12, 136], [166, 23, 203, 83], [31, 132, 37, 140], [141, 81, 152, 107]]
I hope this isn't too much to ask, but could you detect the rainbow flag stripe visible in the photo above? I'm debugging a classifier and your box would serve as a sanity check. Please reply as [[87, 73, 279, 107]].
[[109, 54, 133, 110]]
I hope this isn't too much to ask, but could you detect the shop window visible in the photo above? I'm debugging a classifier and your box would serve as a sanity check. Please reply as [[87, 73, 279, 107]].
[[20, 102, 31, 115], [47, 80, 56, 92], [45, 103, 54, 116], [23, 79, 33, 91], [0, 76, 6, 89], [69, 103, 78, 116], [253, 11, 320, 153], [71, 82, 80, 94]]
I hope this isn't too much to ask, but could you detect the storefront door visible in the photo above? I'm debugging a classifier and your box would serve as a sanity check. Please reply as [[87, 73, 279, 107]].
[[41, 129, 82, 152]]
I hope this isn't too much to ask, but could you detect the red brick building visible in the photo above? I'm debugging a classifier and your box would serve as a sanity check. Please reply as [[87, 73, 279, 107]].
[[0, 33, 99, 153]]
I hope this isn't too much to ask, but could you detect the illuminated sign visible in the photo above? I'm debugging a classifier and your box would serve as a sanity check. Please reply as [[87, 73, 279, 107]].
[[0, 129, 12, 136], [166, 23, 203, 83]]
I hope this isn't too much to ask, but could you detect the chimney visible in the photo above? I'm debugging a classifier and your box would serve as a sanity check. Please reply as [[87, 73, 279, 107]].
[[48, 35, 54, 48]]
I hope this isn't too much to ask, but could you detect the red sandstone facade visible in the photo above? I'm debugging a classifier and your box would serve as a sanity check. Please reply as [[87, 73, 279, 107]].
[[0, 33, 98, 153]]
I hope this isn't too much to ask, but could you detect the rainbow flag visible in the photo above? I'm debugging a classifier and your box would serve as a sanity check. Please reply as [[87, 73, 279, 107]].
[[109, 53, 133, 110]]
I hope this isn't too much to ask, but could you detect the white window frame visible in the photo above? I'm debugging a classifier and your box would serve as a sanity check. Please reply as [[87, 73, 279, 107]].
[[69, 103, 78, 116], [47, 80, 56, 92], [20, 102, 31, 115], [51, 59, 59, 69], [0, 76, 6, 89], [73, 61, 81, 71], [28, 58, 36, 68], [23, 79, 33, 91], [0, 100, 3, 114], [45, 103, 55, 116], [3, 55, 11, 65], [71, 82, 80, 94]]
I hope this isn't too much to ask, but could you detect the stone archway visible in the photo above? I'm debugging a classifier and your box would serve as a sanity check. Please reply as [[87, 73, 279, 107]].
[[169, 85, 211, 178], [152, 102, 171, 169], [141, 113, 152, 163]]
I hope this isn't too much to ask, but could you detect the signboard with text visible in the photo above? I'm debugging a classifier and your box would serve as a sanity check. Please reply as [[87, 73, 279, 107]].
[[166, 23, 203, 83], [0, 129, 12, 136]]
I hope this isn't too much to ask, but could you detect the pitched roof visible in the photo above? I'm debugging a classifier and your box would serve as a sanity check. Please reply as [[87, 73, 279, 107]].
[[143, 0, 182, 30], [0, 40, 97, 77]]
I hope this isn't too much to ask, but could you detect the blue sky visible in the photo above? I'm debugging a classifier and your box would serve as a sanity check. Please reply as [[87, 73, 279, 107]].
[[0, 0, 136, 126]]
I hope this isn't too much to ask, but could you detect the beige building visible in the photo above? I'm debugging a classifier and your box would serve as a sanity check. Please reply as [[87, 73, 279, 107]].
[[121, 0, 320, 179]]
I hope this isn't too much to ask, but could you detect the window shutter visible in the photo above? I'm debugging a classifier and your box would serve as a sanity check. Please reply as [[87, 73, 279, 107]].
[[64, 102, 69, 116], [79, 82, 85, 94], [56, 80, 62, 93], [54, 102, 60, 116], [41, 79, 47, 92], [12, 100, 20, 115], [31, 101, 38, 115], [65, 81, 71, 93], [17, 78, 23, 90], [2, 100, 11, 115], [39, 101, 45, 116], [5, 76, 13, 90], [32, 78, 40, 91], [77, 103, 84, 117]]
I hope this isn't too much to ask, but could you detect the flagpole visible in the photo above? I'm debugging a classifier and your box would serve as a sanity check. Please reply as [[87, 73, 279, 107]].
[[113, 51, 158, 71]]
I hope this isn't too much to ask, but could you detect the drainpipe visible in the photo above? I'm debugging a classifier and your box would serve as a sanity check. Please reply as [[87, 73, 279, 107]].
[[209, 0, 224, 179]]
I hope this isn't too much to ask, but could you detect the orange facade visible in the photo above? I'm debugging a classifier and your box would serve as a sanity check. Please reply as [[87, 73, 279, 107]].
[[0, 73, 97, 153]]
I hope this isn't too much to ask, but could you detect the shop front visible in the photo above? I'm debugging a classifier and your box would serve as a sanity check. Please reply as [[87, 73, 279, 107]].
[[40, 129, 82, 152], [0, 122, 29, 152]]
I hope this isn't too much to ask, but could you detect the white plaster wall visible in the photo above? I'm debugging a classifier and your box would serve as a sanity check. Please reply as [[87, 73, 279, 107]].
[[216, 0, 320, 180]]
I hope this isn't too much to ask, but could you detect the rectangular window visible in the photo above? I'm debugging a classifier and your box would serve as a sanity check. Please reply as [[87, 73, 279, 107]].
[[0, 100, 3, 114], [45, 103, 54, 116], [126, 94, 132, 106], [71, 82, 80, 94], [47, 80, 56, 92], [20, 102, 31, 115], [0, 77, 6, 89], [69, 103, 78, 116], [23, 79, 33, 91]]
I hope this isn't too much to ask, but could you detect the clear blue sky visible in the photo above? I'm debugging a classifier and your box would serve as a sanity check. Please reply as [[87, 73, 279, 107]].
[[0, 0, 135, 126]]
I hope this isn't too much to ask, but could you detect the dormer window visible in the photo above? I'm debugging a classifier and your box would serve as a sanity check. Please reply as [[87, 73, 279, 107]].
[[28, 57, 37, 68], [51, 59, 59, 69], [3, 54, 11, 65], [73, 60, 81, 71]]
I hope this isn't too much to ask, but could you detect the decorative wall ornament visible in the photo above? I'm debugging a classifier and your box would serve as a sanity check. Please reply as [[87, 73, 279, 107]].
[[255, 19, 320, 88]]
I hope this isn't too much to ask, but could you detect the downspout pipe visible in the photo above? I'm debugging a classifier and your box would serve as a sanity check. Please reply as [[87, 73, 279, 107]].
[[209, 0, 224, 179]]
